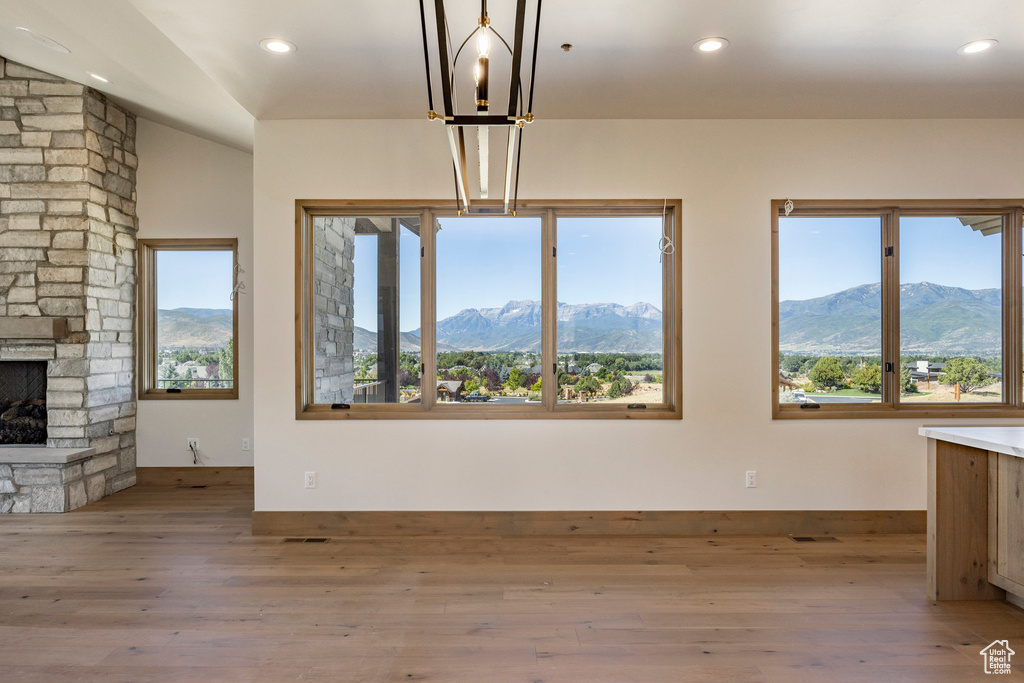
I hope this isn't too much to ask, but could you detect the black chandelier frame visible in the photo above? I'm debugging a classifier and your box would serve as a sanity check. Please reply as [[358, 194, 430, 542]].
[[418, 0, 542, 215]]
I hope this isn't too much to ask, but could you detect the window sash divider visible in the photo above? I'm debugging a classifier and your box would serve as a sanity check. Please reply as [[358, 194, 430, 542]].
[[883, 209, 900, 407], [422, 209, 438, 411], [542, 209, 557, 411]]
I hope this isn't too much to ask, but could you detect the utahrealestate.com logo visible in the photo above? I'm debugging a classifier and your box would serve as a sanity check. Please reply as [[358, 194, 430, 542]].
[[981, 640, 1014, 675]]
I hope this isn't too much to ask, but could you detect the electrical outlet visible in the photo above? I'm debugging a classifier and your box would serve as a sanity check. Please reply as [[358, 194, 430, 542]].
[[187, 438, 198, 450], [242, 438, 251, 451], [304, 471, 316, 489], [746, 470, 757, 488]]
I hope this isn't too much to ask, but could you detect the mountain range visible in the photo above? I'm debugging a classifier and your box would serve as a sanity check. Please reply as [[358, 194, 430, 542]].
[[354, 300, 663, 353], [158, 308, 233, 349], [780, 282, 1001, 355]]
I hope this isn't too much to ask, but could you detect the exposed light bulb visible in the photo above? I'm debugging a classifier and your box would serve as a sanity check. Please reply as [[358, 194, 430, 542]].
[[477, 28, 490, 57]]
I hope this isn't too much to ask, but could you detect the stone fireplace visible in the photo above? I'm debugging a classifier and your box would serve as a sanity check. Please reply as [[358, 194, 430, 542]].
[[0, 360, 48, 444], [0, 57, 138, 512]]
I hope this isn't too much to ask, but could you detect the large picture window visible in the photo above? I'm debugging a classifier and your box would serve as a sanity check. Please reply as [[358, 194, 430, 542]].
[[296, 201, 681, 419], [773, 201, 1023, 418], [137, 238, 239, 400]]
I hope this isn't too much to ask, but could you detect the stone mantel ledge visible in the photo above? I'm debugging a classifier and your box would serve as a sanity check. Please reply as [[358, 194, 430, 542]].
[[0, 447, 94, 465], [0, 317, 69, 340]]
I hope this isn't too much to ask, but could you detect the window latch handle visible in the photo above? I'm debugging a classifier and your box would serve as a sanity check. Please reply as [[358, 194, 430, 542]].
[[885, 362, 894, 373]]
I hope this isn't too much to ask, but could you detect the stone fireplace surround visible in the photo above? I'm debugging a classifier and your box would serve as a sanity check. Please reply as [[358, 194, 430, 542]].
[[0, 57, 138, 512]]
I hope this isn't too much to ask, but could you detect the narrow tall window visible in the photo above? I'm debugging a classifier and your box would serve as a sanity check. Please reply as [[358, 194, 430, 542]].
[[311, 217, 421, 406], [777, 216, 883, 405], [434, 214, 542, 408], [556, 216, 667, 406], [899, 216, 1002, 404], [138, 239, 239, 399]]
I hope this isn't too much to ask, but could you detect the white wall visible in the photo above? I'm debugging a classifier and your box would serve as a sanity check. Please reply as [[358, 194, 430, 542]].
[[135, 119, 254, 467], [253, 118, 1024, 512]]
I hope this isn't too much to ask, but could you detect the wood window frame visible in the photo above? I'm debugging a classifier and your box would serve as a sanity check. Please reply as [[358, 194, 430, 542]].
[[772, 199, 1024, 419], [295, 199, 682, 420], [137, 238, 240, 400]]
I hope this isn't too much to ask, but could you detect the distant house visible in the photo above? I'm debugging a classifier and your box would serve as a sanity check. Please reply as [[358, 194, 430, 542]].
[[437, 380, 465, 402], [584, 363, 603, 375], [906, 360, 944, 383], [544, 363, 583, 375]]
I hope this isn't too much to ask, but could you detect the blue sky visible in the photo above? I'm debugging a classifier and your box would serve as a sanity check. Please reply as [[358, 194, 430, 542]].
[[352, 216, 665, 332], [157, 250, 234, 310], [778, 216, 1002, 301], [353, 226, 421, 332], [435, 216, 541, 322]]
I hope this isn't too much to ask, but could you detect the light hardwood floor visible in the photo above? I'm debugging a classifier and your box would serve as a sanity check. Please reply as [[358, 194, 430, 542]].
[[1, 483, 1022, 682]]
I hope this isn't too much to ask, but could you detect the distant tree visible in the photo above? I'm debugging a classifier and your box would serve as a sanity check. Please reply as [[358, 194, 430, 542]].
[[575, 376, 602, 396], [900, 366, 916, 393], [808, 356, 845, 391], [851, 363, 881, 393], [506, 368, 524, 390], [205, 361, 220, 388], [530, 379, 542, 392], [480, 368, 502, 392], [218, 339, 234, 386], [643, 373, 655, 383], [398, 368, 420, 388], [607, 377, 635, 399], [940, 357, 996, 393], [159, 363, 184, 389]]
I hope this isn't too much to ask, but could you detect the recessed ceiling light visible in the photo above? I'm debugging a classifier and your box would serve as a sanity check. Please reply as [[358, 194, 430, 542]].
[[87, 73, 109, 84], [260, 38, 296, 54], [957, 39, 998, 55], [693, 37, 729, 53], [15, 26, 70, 54]]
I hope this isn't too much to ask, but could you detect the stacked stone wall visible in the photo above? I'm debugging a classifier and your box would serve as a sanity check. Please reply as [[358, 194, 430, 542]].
[[313, 217, 354, 404], [0, 56, 137, 507]]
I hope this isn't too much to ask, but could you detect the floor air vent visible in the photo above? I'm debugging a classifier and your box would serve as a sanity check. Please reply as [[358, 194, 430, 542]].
[[282, 537, 330, 544], [790, 536, 839, 543], [190, 485, 208, 489]]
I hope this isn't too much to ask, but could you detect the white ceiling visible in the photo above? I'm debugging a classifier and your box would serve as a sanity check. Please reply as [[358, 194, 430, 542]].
[[0, 1, 1023, 152]]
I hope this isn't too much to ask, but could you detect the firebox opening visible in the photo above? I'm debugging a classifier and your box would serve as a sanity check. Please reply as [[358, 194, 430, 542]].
[[0, 361, 47, 445]]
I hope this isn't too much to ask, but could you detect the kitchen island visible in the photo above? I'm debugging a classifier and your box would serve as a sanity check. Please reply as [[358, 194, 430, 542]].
[[920, 427, 1024, 605]]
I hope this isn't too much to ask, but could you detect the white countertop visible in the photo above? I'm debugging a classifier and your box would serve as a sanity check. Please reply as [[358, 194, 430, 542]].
[[919, 427, 1024, 458]]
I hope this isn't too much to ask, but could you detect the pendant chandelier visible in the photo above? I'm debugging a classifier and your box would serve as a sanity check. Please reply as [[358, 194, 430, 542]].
[[418, 0, 542, 215]]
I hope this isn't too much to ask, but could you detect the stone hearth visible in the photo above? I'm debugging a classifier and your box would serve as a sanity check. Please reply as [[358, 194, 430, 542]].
[[0, 57, 138, 511]]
